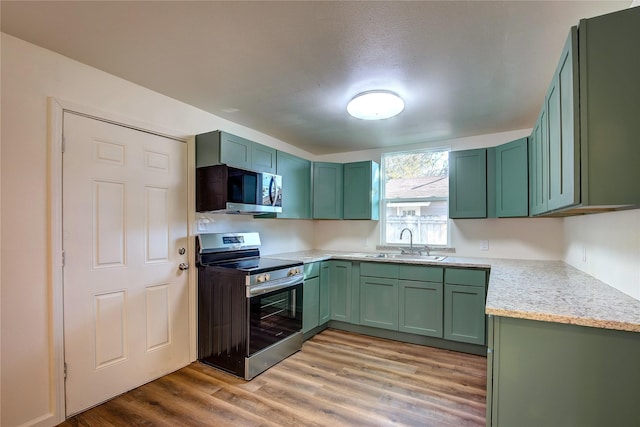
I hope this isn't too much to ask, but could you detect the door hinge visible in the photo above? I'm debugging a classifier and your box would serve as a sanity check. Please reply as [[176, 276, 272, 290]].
[[62, 250, 65, 268], [64, 362, 68, 379], [61, 136, 66, 153]]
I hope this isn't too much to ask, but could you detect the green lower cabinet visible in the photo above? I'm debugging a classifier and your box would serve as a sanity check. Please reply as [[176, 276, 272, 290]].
[[359, 277, 399, 331], [330, 261, 352, 322], [398, 280, 443, 337], [488, 316, 640, 427], [319, 262, 331, 324], [444, 283, 486, 345], [302, 276, 320, 334]]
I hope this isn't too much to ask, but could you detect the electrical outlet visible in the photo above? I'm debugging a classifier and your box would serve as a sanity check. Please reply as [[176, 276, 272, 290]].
[[197, 219, 208, 232], [480, 240, 489, 251]]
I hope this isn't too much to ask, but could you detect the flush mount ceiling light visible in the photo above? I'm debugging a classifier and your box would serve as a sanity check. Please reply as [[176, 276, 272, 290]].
[[347, 90, 405, 120]]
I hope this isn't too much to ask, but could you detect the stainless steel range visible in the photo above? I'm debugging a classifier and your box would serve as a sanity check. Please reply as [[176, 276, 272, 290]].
[[196, 232, 303, 380]]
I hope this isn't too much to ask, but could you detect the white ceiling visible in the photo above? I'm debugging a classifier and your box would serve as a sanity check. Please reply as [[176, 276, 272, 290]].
[[1, 1, 631, 155]]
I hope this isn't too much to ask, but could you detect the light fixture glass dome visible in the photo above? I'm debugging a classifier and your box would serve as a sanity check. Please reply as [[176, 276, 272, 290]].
[[347, 90, 405, 120]]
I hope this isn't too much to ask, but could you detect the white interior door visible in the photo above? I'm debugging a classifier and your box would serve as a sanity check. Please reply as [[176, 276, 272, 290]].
[[62, 112, 190, 416]]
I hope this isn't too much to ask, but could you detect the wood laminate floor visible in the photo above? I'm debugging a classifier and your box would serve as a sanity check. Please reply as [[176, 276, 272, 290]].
[[59, 329, 487, 427]]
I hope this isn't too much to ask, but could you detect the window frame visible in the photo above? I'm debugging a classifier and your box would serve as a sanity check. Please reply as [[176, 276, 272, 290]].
[[380, 148, 451, 248]]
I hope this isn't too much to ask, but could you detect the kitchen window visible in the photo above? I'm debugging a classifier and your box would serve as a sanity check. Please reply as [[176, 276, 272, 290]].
[[381, 149, 449, 248]]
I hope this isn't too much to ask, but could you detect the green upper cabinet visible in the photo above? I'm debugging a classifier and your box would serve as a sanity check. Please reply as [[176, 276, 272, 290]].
[[275, 151, 311, 219], [195, 130, 276, 173], [529, 109, 549, 216], [449, 149, 487, 218], [486, 147, 497, 218], [576, 8, 640, 210], [312, 162, 344, 219], [251, 143, 277, 174], [495, 137, 529, 217], [343, 161, 380, 220], [531, 8, 640, 215], [217, 132, 253, 169], [453, 141, 529, 219], [546, 28, 580, 212]]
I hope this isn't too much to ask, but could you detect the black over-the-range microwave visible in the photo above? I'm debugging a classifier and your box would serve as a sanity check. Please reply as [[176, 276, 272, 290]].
[[196, 164, 283, 214]]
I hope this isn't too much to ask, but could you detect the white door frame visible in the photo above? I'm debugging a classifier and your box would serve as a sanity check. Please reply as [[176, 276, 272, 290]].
[[48, 97, 197, 424]]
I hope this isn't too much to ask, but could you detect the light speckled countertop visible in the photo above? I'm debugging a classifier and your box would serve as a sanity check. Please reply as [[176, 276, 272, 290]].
[[268, 250, 640, 333]]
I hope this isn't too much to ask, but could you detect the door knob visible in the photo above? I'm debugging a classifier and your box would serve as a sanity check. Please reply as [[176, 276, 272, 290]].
[[178, 263, 189, 271]]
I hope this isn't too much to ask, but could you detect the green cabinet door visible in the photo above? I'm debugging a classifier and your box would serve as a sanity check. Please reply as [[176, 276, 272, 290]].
[[313, 162, 343, 219], [195, 130, 276, 173], [547, 28, 580, 212], [219, 131, 253, 170], [319, 261, 331, 324], [330, 261, 352, 322], [359, 276, 399, 331], [529, 110, 549, 216], [276, 151, 311, 219], [449, 149, 487, 218], [489, 316, 640, 427], [252, 143, 277, 174], [343, 161, 380, 220], [302, 276, 320, 334], [487, 147, 497, 218], [496, 138, 529, 217], [398, 280, 443, 337], [444, 283, 487, 345]]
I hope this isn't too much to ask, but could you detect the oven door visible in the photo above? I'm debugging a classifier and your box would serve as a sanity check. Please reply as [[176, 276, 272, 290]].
[[249, 282, 302, 356]]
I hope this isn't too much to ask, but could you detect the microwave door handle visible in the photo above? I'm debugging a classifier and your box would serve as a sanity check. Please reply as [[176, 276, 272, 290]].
[[269, 176, 275, 206]]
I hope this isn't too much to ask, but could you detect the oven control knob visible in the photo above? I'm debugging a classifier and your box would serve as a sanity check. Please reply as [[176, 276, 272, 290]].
[[265, 273, 271, 281], [256, 274, 266, 283], [295, 268, 301, 275]]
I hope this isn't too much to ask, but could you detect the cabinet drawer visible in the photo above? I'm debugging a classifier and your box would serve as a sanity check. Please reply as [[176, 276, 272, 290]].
[[445, 268, 487, 287], [304, 262, 320, 279], [398, 265, 443, 282], [361, 262, 399, 279]]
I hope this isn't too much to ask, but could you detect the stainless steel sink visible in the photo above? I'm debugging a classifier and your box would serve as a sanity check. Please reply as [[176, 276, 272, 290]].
[[364, 253, 447, 262]]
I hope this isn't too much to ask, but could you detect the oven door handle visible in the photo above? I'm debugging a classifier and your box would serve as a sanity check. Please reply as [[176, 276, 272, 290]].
[[248, 274, 303, 297]]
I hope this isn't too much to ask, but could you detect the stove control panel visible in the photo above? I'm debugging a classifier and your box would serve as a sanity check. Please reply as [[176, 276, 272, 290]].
[[246, 262, 304, 287]]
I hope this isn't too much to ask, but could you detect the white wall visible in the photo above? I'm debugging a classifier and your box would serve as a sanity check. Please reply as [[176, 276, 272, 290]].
[[196, 213, 314, 256], [0, 34, 316, 427], [313, 218, 564, 260], [564, 209, 640, 300]]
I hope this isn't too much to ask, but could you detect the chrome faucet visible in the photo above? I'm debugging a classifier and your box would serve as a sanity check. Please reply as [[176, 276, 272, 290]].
[[399, 228, 414, 254]]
